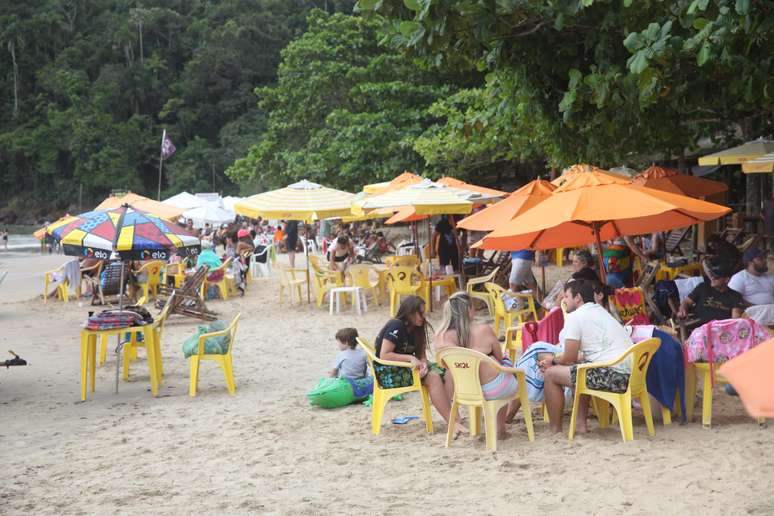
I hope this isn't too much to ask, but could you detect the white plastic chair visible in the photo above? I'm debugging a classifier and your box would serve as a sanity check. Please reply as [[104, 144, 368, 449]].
[[251, 244, 274, 278]]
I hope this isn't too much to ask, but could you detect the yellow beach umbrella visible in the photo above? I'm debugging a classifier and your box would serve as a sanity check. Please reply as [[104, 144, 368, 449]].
[[742, 151, 774, 174], [357, 179, 473, 216], [234, 180, 356, 221], [698, 138, 774, 166]]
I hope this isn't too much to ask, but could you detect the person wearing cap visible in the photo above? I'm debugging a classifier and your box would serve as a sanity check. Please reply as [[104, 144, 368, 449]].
[[728, 248, 774, 325], [677, 258, 745, 327]]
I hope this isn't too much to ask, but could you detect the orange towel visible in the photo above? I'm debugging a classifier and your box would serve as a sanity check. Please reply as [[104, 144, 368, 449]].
[[719, 338, 774, 418]]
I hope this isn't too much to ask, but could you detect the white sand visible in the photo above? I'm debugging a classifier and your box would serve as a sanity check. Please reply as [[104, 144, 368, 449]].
[[1, 254, 773, 514]]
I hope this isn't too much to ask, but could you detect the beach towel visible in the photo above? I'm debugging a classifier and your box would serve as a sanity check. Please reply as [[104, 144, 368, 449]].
[[648, 329, 686, 420], [516, 342, 563, 402], [521, 307, 564, 352], [685, 318, 769, 364], [182, 320, 230, 358], [611, 288, 650, 324]]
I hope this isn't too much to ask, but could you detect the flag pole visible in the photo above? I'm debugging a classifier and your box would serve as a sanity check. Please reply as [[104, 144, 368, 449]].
[[157, 129, 166, 201]]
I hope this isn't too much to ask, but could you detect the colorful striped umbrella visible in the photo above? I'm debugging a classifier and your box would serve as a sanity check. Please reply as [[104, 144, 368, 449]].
[[47, 205, 200, 261]]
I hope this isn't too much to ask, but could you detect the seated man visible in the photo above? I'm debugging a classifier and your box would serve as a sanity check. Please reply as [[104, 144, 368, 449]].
[[677, 259, 744, 327], [728, 247, 774, 326], [540, 279, 634, 434]]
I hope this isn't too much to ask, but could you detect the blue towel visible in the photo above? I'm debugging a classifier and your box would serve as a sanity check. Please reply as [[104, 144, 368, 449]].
[[647, 329, 687, 422], [516, 342, 563, 402], [345, 376, 374, 399]]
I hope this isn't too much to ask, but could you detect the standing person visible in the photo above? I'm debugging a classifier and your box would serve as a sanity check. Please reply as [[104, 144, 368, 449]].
[[1, 227, 7, 250], [285, 220, 299, 268], [539, 280, 634, 434], [433, 216, 459, 274], [509, 249, 537, 292], [375, 295, 464, 434]]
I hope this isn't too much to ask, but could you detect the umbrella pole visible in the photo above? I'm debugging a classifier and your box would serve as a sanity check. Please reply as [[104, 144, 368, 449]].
[[305, 222, 311, 303], [115, 261, 125, 394], [593, 223, 607, 285]]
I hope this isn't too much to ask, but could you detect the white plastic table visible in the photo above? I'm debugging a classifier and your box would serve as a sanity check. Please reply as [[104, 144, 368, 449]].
[[329, 286, 367, 315]]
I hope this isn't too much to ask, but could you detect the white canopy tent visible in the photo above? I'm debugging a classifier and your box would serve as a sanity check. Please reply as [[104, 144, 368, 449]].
[[163, 191, 208, 210], [183, 204, 235, 228]]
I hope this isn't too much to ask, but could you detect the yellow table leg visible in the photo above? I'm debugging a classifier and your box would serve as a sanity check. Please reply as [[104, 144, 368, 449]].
[[88, 335, 96, 398], [80, 332, 89, 401], [144, 328, 159, 397]]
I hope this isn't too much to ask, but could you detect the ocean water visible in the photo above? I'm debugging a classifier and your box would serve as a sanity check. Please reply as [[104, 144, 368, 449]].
[[1, 233, 44, 253]]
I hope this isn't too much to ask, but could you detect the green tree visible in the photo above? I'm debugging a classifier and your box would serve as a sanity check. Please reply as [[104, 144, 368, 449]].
[[227, 10, 461, 191], [358, 0, 774, 169]]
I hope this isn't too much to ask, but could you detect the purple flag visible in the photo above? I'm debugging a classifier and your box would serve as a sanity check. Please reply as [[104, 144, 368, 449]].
[[161, 130, 176, 159]]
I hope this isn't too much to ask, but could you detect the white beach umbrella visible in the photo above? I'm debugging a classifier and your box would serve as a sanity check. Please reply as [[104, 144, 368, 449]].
[[164, 192, 208, 210], [183, 204, 235, 228]]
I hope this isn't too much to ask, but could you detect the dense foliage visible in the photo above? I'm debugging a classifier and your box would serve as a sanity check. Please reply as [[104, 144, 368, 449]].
[[2, 0, 773, 220], [0, 0, 353, 218], [358, 0, 774, 168], [226, 11, 469, 191]]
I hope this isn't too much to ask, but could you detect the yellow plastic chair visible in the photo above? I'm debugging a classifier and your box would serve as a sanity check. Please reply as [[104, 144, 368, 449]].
[[278, 267, 307, 305], [486, 282, 537, 337], [384, 255, 419, 268], [357, 337, 433, 436], [43, 263, 70, 303], [466, 266, 500, 317], [568, 338, 661, 442], [135, 260, 164, 303], [436, 347, 534, 451], [347, 265, 380, 306], [118, 292, 173, 381], [684, 362, 765, 428], [201, 257, 233, 300], [77, 261, 103, 298], [188, 313, 241, 397], [309, 255, 343, 307], [386, 265, 424, 317]]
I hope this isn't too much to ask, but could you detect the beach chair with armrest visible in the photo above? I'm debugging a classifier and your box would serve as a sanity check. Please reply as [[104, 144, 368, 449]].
[[134, 260, 165, 304], [201, 257, 234, 301], [486, 282, 537, 338], [250, 244, 274, 278], [568, 338, 661, 442], [386, 265, 424, 317], [384, 255, 419, 268], [278, 267, 308, 305], [347, 265, 380, 306], [466, 266, 500, 317], [43, 263, 70, 303], [664, 227, 690, 256], [437, 346, 534, 451], [309, 255, 342, 308], [77, 261, 103, 298], [155, 266, 218, 321], [188, 313, 241, 396], [357, 337, 433, 436]]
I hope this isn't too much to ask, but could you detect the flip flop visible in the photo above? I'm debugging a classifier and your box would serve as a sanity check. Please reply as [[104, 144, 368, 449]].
[[391, 416, 419, 425]]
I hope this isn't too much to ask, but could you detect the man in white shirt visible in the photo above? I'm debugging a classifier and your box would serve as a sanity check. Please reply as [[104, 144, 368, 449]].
[[728, 247, 774, 325], [539, 279, 634, 434]]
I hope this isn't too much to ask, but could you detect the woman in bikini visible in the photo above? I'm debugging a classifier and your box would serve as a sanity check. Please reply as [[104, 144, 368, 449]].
[[434, 291, 517, 438], [329, 235, 354, 274]]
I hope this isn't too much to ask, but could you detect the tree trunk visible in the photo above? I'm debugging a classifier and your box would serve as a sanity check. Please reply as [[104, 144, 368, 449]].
[[8, 40, 18, 118], [138, 19, 144, 64]]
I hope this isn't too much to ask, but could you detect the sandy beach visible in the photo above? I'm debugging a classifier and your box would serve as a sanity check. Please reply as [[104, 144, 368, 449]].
[[1, 253, 773, 515]]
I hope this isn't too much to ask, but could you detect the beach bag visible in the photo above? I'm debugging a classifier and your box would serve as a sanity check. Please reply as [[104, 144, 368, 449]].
[[307, 377, 373, 409], [182, 320, 230, 358], [685, 318, 769, 364]]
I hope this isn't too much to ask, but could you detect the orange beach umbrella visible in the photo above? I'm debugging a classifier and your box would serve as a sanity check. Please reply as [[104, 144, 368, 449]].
[[458, 179, 555, 232], [551, 163, 632, 187], [719, 338, 774, 418], [633, 165, 727, 198], [476, 167, 731, 281], [96, 193, 185, 220], [437, 176, 507, 197]]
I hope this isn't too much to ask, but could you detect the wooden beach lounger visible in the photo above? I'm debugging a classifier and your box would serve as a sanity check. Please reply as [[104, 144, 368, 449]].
[[156, 266, 217, 321]]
